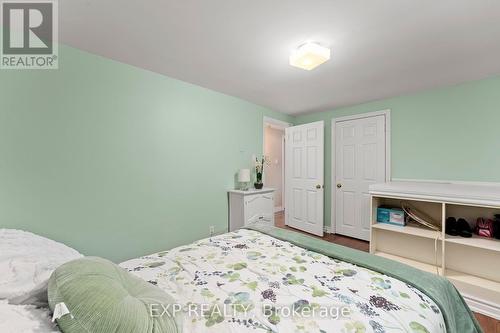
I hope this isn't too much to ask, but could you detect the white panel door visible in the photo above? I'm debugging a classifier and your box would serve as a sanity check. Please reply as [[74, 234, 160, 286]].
[[285, 121, 324, 236], [335, 115, 386, 240]]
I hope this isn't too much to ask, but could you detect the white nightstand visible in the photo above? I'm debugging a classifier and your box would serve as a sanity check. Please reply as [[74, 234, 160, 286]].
[[228, 188, 275, 231]]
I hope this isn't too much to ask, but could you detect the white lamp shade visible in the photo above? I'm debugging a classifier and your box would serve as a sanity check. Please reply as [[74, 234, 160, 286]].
[[238, 169, 250, 182]]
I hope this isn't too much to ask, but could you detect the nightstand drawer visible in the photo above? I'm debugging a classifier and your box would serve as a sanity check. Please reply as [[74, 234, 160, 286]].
[[228, 189, 275, 231], [244, 193, 273, 222]]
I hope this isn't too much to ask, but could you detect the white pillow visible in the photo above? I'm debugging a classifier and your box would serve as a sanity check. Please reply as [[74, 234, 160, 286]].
[[0, 229, 82, 305]]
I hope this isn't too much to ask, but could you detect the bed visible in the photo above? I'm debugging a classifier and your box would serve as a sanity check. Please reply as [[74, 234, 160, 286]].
[[1, 225, 482, 333], [121, 227, 445, 332]]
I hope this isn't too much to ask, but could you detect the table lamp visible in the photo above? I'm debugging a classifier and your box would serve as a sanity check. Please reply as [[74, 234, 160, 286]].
[[238, 169, 250, 191]]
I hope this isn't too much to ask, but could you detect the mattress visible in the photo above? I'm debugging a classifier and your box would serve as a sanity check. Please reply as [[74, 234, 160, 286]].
[[121, 229, 446, 332]]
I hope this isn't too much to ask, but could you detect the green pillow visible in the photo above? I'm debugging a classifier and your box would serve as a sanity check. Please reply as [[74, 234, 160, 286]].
[[48, 257, 180, 333]]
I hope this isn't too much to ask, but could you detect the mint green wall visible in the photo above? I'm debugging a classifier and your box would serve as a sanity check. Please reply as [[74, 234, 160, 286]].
[[295, 76, 500, 227], [0, 46, 292, 262], [1, 44, 498, 258]]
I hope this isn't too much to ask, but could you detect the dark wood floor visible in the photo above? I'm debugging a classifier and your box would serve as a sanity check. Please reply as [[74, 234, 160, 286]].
[[274, 211, 499, 333], [274, 211, 370, 252]]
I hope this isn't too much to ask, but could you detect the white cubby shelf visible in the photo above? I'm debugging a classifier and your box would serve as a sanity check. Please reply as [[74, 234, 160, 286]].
[[369, 181, 500, 320]]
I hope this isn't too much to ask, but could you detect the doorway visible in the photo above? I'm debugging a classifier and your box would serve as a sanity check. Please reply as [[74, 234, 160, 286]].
[[332, 110, 391, 240], [263, 117, 291, 214]]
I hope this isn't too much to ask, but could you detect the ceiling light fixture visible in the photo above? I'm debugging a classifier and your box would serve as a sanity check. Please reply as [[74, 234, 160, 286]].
[[289, 42, 331, 71]]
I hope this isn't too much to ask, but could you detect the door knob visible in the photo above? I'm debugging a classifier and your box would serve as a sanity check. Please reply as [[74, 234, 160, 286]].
[[316, 184, 322, 189], [337, 183, 342, 188]]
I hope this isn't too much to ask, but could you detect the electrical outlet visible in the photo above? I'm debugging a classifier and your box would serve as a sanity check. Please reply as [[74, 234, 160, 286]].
[[209, 226, 215, 237]]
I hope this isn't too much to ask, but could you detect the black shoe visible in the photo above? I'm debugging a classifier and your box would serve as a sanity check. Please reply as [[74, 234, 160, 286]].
[[456, 218, 472, 238], [495, 215, 500, 239], [445, 217, 459, 236]]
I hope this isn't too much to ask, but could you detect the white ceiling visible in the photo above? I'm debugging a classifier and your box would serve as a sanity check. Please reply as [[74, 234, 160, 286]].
[[60, 0, 500, 115]]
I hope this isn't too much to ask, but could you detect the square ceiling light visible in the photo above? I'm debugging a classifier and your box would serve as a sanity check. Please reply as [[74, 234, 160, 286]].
[[289, 42, 331, 71]]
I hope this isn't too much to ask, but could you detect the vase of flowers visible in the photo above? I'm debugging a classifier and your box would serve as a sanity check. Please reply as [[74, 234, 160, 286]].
[[254, 156, 267, 189]]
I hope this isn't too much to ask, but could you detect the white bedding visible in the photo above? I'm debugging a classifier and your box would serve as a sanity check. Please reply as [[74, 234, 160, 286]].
[[0, 300, 59, 333], [121, 229, 446, 333], [0, 229, 82, 304], [0, 229, 80, 333]]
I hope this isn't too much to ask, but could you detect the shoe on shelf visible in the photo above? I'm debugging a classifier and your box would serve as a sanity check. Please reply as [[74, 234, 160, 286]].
[[456, 218, 473, 238], [495, 215, 500, 239], [445, 217, 459, 236]]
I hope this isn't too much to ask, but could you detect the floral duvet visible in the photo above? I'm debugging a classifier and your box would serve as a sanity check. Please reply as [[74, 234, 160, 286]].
[[121, 229, 445, 333]]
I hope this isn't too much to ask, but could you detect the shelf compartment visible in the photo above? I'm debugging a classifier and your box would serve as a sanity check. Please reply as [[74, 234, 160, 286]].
[[372, 222, 441, 239], [446, 269, 500, 293], [445, 234, 500, 253], [373, 230, 443, 268], [445, 241, 500, 284], [374, 251, 442, 275], [372, 196, 443, 224], [445, 269, 500, 307], [446, 203, 500, 222]]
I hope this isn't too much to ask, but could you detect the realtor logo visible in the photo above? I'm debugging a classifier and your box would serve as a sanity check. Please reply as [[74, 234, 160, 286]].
[[1, 0, 58, 69]]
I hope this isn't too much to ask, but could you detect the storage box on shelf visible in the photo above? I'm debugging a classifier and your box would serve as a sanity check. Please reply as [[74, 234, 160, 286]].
[[369, 181, 500, 319]]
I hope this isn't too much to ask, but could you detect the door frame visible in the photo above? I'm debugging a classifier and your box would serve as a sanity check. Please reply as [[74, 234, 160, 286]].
[[263, 116, 292, 211], [330, 110, 391, 234]]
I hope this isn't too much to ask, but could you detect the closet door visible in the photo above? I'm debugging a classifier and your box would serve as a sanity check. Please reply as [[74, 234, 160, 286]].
[[335, 115, 386, 241]]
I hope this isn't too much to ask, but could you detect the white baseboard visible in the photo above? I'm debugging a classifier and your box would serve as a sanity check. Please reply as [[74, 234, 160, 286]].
[[462, 293, 500, 320], [323, 226, 332, 234]]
